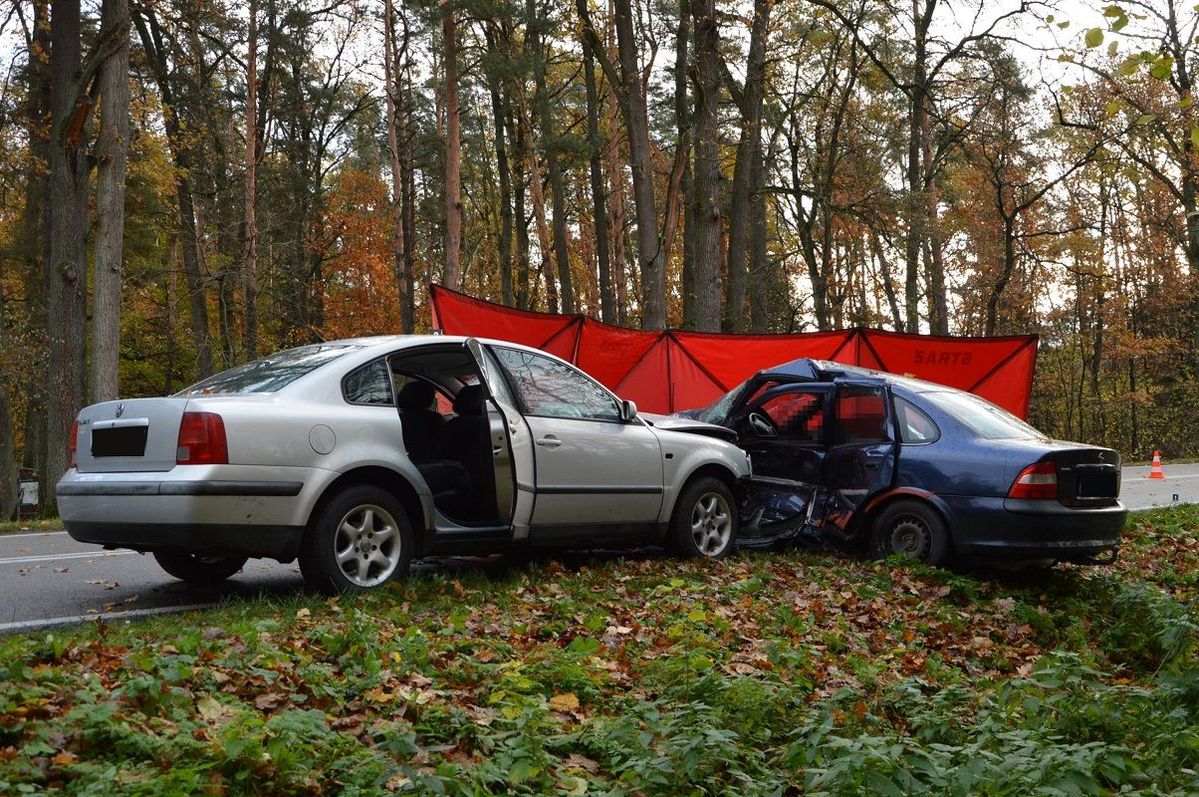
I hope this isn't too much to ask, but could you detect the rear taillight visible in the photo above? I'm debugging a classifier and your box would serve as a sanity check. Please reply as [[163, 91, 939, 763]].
[[1008, 461, 1057, 500], [68, 421, 79, 468], [176, 412, 228, 465]]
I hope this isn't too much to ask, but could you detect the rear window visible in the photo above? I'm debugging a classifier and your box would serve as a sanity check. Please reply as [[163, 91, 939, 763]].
[[177, 344, 359, 396], [921, 390, 1043, 440]]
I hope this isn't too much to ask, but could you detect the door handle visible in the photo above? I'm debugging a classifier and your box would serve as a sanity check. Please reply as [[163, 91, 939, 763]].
[[536, 435, 562, 448]]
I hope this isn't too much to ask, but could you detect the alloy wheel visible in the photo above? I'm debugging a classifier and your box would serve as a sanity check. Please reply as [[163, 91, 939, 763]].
[[333, 504, 403, 587], [690, 491, 733, 556]]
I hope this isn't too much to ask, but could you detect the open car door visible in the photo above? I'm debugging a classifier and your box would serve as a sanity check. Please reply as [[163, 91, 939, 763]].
[[818, 378, 898, 541], [730, 383, 833, 545], [465, 339, 536, 537]]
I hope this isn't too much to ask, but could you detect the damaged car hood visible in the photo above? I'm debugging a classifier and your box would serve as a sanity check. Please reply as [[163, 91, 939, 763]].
[[641, 413, 738, 443]]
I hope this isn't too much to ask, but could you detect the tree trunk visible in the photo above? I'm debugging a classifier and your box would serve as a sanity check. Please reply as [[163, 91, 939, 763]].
[[91, 0, 131, 401], [724, 0, 770, 332], [512, 105, 531, 310], [441, 0, 462, 289], [689, 0, 723, 331], [384, 0, 410, 327], [604, 86, 629, 325], [747, 140, 770, 332], [527, 0, 573, 312], [21, 0, 51, 481], [985, 216, 1017, 335], [674, 0, 695, 329], [904, 0, 934, 333], [46, 0, 90, 497], [612, 0, 665, 328], [582, 34, 612, 322], [133, 9, 215, 376], [516, 85, 558, 313], [869, 229, 905, 331], [0, 284, 16, 521], [920, 74, 947, 334], [243, 0, 260, 359], [485, 25, 514, 307], [401, 47, 417, 332]]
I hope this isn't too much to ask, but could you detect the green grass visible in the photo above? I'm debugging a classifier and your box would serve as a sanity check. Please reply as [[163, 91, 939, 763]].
[[0, 518, 62, 535], [1, 506, 1197, 795]]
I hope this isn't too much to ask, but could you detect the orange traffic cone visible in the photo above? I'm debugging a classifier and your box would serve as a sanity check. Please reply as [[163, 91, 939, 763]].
[[1150, 450, 1166, 479]]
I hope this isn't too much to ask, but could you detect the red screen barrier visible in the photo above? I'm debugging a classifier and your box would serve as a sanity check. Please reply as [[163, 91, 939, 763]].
[[430, 286, 1038, 418]]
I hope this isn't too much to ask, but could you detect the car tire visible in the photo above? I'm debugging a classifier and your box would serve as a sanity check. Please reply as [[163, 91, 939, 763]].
[[670, 476, 737, 559], [153, 551, 248, 585], [300, 485, 414, 594], [870, 499, 950, 566]]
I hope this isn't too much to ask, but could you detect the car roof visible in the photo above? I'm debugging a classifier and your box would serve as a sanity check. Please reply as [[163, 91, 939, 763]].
[[761, 358, 953, 394], [311, 334, 561, 362]]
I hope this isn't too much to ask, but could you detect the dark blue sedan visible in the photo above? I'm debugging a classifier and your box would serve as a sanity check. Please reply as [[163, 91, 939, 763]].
[[679, 359, 1126, 566]]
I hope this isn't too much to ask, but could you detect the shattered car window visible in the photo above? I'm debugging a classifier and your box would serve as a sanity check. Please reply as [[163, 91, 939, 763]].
[[693, 379, 752, 424]]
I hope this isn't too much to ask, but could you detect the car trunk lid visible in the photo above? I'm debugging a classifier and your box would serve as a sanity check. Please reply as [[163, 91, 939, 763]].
[[1044, 445, 1121, 507], [75, 398, 191, 473]]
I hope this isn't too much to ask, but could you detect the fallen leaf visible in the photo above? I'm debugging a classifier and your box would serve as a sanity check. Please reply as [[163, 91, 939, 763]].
[[562, 753, 600, 773], [197, 695, 224, 721], [255, 692, 283, 711], [50, 751, 77, 767], [549, 692, 580, 713]]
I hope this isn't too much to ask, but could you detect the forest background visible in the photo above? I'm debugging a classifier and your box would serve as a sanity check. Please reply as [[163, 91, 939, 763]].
[[0, 0, 1194, 519]]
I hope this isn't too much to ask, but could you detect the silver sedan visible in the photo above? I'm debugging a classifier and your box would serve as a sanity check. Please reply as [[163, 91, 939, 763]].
[[57, 336, 750, 592]]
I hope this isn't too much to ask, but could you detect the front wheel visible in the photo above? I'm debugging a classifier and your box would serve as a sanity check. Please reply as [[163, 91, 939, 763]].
[[671, 477, 737, 559], [869, 500, 950, 566], [300, 485, 414, 594], [153, 551, 248, 585]]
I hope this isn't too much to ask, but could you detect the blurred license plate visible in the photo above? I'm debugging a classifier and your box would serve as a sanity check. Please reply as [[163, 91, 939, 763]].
[[1077, 471, 1117, 498], [91, 426, 148, 457]]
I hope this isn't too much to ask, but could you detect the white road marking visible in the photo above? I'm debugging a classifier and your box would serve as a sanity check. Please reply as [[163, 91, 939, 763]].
[[0, 603, 219, 634], [0, 530, 71, 539], [0, 550, 138, 566]]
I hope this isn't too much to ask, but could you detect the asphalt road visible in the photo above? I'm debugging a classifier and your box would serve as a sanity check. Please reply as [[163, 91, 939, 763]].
[[4, 462, 1197, 634], [0, 531, 306, 633]]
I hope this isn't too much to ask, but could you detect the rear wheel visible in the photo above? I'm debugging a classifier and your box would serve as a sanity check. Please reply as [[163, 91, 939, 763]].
[[153, 551, 247, 585], [870, 500, 950, 566], [300, 485, 414, 594], [671, 476, 737, 559]]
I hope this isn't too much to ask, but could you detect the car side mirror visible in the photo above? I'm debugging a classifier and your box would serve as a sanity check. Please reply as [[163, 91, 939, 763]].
[[621, 399, 638, 422]]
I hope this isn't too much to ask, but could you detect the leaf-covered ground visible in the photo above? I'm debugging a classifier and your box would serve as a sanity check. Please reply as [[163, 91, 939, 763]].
[[2, 507, 1198, 796]]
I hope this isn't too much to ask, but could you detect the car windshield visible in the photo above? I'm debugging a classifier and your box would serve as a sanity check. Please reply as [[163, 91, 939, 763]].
[[921, 390, 1045, 440], [176, 344, 360, 396], [692, 379, 752, 424]]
